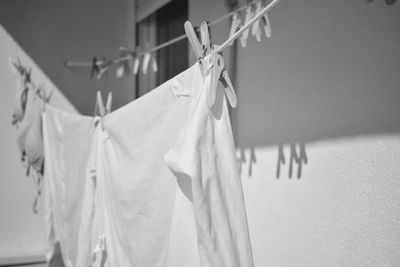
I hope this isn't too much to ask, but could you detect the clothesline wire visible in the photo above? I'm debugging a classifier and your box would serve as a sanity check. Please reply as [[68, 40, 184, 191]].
[[217, 0, 281, 52], [64, 1, 257, 67]]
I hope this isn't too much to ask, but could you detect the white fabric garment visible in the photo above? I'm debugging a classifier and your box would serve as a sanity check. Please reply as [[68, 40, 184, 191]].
[[42, 105, 96, 267], [76, 60, 253, 267]]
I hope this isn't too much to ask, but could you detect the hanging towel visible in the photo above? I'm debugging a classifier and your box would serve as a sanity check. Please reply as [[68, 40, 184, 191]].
[[42, 105, 96, 267], [76, 60, 253, 267]]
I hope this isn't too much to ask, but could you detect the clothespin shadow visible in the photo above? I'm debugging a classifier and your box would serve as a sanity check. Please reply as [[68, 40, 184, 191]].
[[276, 143, 308, 179], [237, 147, 257, 178], [276, 143, 286, 178], [9, 58, 32, 126], [9, 57, 31, 83], [238, 148, 246, 176], [9, 58, 48, 214], [248, 147, 257, 177]]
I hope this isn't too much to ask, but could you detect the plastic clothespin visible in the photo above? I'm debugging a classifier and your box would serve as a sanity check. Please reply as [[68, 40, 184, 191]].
[[151, 53, 158, 73], [240, 4, 254, 48], [142, 42, 157, 75], [142, 52, 151, 75], [132, 46, 141, 75], [251, 1, 263, 42], [200, 21, 211, 56], [41, 88, 53, 111], [229, 11, 242, 46], [116, 47, 133, 78], [90, 57, 100, 79], [261, 6, 272, 38], [184, 21, 204, 61], [97, 57, 110, 79], [133, 56, 140, 75], [94, 91, 112, 117], [208, 48, 237, 109], [91, 57, 109, 79]]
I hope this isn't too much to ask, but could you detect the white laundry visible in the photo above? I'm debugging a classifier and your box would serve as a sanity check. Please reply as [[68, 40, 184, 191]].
[[165, 64, 254, 267], [42, 105, 96, 267], [76, 59, 253, 267]]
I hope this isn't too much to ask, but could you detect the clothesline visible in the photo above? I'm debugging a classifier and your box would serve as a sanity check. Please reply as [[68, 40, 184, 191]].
[[64, 0, 279, 68]]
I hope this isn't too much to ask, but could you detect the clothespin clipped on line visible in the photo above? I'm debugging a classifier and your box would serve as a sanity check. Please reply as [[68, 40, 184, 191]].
[[116, 47, 133, 78], [9, 58, 30, 125], [9, 57, 32, 86], [133, 46, 141, 75], [34, 84, 53, 111], [91, 57, 110, 79], [142, 52, 158, 74], [251, 1, 263, 42], [142, 42, 158, 75], [208, 48, 237, 108], [242, 0, 271, 47], [94, 91, 112, 117], [229, 11, 242, 46], [184, 21, 237, 109], [256, 0, 272, 39], [240, 4, 254, 48]]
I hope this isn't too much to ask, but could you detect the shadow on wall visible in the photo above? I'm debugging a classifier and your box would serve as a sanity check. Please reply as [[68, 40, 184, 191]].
[[231, 0, 400, 176], [238, 143, 308, 179]]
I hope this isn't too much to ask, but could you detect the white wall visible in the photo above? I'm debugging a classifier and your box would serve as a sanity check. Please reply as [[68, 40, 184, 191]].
[[0, 25, 76, 264], [191, 0, 400, 266]]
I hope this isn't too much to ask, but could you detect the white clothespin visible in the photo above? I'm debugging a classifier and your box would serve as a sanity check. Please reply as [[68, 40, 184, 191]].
[[91, 57, 109, 79], [133, 56, 140, 75], [185, 20, 212, 72], [229, 11, 242, 46], [142, 52, 151, 74], [116, 47, 132, 78], [208, 48, 237, 108], [240, 4, 254, 48], [251, 1, 263, 42], [132, 46, 141, 75], [94, 91, 112, 117], [261, 8, 272, 38], [41, 88, 53, 111], [184, 21, 204, 61], [151, 53, 158, 73], [200, 21, 211, 56], [185, 21, 237, 108]]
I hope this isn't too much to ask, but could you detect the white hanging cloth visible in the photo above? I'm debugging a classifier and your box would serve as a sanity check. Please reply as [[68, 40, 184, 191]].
[[73, 60, 253, 267]]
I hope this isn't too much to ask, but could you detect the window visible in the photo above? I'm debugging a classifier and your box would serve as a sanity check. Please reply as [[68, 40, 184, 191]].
[[135, 0, 188, 98]]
